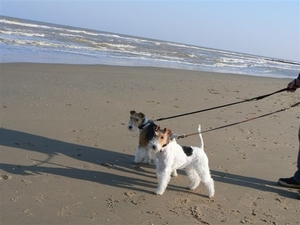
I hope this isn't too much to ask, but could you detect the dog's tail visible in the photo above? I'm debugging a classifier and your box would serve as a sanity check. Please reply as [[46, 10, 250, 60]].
[[198, 124, 203, 149]]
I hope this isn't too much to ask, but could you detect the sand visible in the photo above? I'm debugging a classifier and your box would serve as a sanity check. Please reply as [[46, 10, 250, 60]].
[[0, 63, 299, 225]]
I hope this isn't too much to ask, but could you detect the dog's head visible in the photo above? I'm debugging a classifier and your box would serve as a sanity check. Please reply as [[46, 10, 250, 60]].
[[127, 110, 145, 132], [150, 126, 172, 151]]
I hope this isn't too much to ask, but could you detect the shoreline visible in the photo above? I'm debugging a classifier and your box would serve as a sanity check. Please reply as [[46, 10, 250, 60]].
[[1, 63, 299, 224], [0, 62, 297, 79]]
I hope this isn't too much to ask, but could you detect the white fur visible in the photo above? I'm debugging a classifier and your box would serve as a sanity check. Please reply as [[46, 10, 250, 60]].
[[150, 125, 215, 198]]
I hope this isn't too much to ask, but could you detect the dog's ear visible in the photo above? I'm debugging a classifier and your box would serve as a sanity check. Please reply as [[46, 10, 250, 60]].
[[154, 125, 160, 131], [163, 128, 171, 135], [138, 112, 145, 118], [130, 110, 136, 115]]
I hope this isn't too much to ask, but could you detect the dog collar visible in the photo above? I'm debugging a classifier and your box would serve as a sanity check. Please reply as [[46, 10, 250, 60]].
[[162, 141, 170, 148], [158, 141, 169, 152], [138, 120, 152, 130]]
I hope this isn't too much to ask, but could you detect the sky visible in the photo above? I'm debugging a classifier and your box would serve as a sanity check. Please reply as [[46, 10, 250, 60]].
[[0, 0, 299, 61]]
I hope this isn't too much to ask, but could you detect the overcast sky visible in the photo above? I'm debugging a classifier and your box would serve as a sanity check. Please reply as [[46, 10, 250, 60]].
[[1, 0, 299, 61]]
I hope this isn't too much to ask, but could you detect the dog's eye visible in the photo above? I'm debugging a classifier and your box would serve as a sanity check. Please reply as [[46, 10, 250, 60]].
[[160, 136, 164, 139], [135, 119, 139, 122]]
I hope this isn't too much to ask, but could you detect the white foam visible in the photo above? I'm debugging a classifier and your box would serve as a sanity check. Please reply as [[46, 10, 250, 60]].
[[0, 18, 100, 37], [0, 18, 50, 29], [0, 29, 45, 37]]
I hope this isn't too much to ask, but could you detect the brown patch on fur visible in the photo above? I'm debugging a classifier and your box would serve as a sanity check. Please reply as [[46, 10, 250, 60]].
[[153, 127, 172, 148], [139, 129, 148, 148], [139, 123, 156, 148]]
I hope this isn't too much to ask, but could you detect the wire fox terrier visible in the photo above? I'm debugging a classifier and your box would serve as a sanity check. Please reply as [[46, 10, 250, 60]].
[[127, 110, 157, 164], [150, 125, 215, 198]]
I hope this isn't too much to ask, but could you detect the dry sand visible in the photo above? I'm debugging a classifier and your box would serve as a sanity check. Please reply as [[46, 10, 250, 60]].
[[0, 63, 299, 225]]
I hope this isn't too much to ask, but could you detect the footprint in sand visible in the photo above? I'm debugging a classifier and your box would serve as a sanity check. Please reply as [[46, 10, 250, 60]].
[[35, 194, 50, 203], [21, 179, 32, 185], [0, 175, 12, 180], [57, 202, 83, 216]]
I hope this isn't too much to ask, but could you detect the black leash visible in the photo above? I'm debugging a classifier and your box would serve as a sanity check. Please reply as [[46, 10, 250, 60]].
[[154, 88, 288, 122], [177, 101, 300, 139]]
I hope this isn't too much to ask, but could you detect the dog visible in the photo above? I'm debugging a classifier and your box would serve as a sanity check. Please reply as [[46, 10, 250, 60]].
[[150, 125, 215, 198], [127, 110, 157, 164]]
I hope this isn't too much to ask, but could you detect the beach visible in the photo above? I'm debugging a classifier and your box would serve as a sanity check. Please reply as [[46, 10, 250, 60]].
[[1, 63, 299, 225]]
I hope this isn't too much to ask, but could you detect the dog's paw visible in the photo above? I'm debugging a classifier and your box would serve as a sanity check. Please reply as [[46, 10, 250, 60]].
[[155, 189, 164, 195], [171, 170, 178, 177], [134, 158, 143, 164], [208, 190, 215, 198], [208, 193, 214, 198], [186, 186, 193, 191]]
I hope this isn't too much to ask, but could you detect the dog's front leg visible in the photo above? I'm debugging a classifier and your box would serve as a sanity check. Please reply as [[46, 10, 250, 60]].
[[134, 148, 143, 163], [144, 148, 152, 164], [156, 168, 172, 195]]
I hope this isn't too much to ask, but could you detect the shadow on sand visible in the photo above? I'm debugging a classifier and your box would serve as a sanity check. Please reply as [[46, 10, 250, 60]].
[[0, 128, 296, 198]]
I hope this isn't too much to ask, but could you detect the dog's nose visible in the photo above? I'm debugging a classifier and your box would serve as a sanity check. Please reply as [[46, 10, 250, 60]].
[[128, 125, 132, 130], [152, 145, 157, 150]]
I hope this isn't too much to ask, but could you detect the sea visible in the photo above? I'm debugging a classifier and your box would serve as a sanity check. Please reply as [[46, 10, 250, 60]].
[[1, 15, 300, 79]]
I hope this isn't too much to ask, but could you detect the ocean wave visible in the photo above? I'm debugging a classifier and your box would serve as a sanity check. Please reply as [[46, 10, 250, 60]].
[[1, 16, 300, 78], [59, 33, 84, 38], [0, 29, 45, 37], [0, 18, 51, 29], [0, 18, 101, 37]]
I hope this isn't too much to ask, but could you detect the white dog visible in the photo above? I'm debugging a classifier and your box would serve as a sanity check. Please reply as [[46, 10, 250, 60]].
[[150, 125, 215, 198]]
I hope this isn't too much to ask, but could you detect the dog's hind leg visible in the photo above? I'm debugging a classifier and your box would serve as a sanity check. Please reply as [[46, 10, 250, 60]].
[[186, 167, 201, 190], [204, 177, 215, 198], [171, 169, 178, 177], [198, 170, 215, 198]]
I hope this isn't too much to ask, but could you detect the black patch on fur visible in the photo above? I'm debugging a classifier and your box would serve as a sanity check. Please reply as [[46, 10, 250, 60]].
[[145, 122, 157, 141], [182, 146, 193, 156]]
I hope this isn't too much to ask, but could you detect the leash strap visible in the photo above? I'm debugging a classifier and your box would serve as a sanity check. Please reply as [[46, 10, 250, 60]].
[[177, 101, 300, 139], [155, 88, 288, 122]]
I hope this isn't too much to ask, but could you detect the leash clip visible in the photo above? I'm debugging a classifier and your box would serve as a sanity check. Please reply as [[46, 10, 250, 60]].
[[176, 134, 186, 139]]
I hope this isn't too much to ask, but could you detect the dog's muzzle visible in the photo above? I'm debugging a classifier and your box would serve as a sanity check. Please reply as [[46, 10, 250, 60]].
[[152, 145, 164, 152]]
